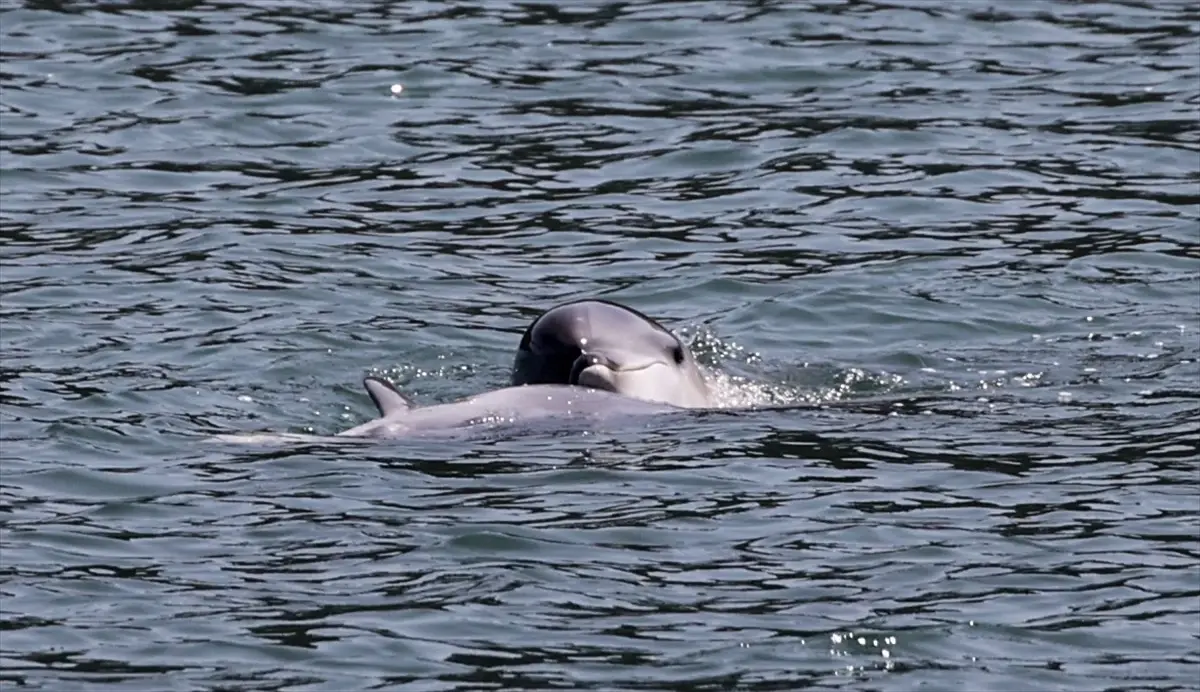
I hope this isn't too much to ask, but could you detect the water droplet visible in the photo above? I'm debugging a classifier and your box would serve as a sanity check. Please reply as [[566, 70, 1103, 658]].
[[390, 83, 404, 96]]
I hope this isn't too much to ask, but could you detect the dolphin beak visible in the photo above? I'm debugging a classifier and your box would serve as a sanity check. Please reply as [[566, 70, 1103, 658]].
[[570, 352, 616, 387], [570, 351, 662, 395]]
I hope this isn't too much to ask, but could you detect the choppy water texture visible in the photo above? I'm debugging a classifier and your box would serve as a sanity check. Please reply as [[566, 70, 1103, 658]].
[[2, 0, 1199, 689]]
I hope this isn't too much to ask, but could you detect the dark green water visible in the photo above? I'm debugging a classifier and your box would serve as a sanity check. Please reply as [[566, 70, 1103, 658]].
[[2, 1, 1198, 690]]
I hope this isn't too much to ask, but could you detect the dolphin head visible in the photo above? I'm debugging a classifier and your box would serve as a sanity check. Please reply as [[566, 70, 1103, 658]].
[[511, 299, 710, 408]]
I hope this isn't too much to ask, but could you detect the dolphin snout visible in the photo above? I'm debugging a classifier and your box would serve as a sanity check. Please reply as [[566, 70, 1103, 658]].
[[569, 352, 616, 385]]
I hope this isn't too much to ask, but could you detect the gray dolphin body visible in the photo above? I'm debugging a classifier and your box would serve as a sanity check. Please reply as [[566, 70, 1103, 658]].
[[341, 378, 679, 438], [214, 299, 710, 444], [213, 379, 684, 445]]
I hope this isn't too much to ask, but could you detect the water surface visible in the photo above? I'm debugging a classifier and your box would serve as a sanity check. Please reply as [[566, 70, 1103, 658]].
[[2, 1, 1198, 690]]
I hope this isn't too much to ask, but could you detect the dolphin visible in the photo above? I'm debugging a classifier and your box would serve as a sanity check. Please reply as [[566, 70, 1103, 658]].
[[213, 299, 711, 444], [511, 299, 711, 408], [211, 378, 685, 445], [340, 377, 680, 438]]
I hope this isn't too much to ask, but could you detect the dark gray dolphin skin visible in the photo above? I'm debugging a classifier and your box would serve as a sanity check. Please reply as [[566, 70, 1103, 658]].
[[213, 299, 709, 444], [511, 299, 711, 408]]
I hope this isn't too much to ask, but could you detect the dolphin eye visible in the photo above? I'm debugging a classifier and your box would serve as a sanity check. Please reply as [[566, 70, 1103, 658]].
[[672, 345, 686, 364]]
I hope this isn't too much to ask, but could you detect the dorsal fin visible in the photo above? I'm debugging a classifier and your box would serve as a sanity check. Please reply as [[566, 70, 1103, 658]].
[[363, 377, 413, 416]]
